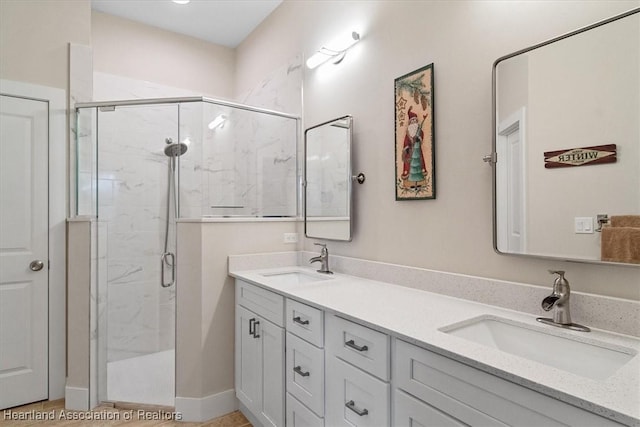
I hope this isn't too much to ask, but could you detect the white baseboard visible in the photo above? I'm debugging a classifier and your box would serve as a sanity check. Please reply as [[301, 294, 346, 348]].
[[64, 385, 89, 411], [175, 389, 237, 422]]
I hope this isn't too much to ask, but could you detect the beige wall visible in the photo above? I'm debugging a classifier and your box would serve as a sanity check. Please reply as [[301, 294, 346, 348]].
[[238, 0, 640, 300], [66, 221, 91, 391], [92, 12, 236, 98], [177, 221, 300, 398], [0, 0, 91, 90], [234, 3, 306, 99]]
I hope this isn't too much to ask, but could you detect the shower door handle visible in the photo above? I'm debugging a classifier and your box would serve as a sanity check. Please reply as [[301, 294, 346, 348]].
[[161, 252, 175, 288]]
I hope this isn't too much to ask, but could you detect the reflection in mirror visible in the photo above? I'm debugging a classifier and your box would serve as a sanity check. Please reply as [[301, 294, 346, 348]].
[[493, 9, 639, 265], [305, 116, 353, 241]]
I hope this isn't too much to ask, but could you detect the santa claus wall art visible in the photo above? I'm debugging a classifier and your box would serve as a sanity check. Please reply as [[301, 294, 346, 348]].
[[394, 63, 435, 200]]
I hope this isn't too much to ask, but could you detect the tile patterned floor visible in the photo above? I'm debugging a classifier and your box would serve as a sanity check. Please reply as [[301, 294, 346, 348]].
[[1, 400, 252, 426]]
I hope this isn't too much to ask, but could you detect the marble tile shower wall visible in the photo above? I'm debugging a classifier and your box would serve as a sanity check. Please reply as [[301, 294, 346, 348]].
[[97, 104, 178, 362], [203, 108, 298, 217]]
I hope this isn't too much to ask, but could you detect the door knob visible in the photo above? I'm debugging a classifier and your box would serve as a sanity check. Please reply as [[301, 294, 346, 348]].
[[29, 260, 44, 271]]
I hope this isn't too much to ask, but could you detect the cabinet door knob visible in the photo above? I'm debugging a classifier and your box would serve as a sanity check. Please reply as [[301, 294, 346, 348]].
[[345, 339, 368, 352], [293, 366, 310, 377], [345, 400, 368, 416], [293, 316, 309, 325], [253, 320, 260, 338]]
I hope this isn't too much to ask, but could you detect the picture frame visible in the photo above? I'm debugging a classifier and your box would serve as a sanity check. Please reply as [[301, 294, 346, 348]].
[[394, 63, 435, 200]]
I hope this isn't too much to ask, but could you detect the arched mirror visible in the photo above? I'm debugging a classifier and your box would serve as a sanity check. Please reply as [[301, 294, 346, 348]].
[[492, 8, 639, 265], [304, 115, 353, 241]]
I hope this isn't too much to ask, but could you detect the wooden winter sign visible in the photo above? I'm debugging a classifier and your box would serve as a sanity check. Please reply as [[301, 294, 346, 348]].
[[543, 144, 617, 169], [394, 63, 435, 200]]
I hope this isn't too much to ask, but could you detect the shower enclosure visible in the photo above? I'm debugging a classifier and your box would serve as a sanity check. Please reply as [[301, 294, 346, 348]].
[[75, 97, 299, 407]]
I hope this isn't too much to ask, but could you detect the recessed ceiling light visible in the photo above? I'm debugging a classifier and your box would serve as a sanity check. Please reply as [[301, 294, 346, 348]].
[[172, 0, 190, 4]]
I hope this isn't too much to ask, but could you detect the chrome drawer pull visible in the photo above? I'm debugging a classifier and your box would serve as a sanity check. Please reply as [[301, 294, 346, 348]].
[[345, 400, 368, 416], [293, 366, 310, 377], [345, 339, 368, 352], [293, 316, 309, 325]]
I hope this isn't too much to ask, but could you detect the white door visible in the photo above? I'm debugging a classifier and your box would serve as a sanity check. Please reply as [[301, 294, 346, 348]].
[[0, 94, 49, 409], [497, 108, 526, 254]]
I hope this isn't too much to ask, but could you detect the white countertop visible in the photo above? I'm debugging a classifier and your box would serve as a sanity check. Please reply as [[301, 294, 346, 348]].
[[230, 266, 640, 426]]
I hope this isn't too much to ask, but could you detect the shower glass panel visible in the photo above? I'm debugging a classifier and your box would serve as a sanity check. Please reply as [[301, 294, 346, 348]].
[[74, 97, 299, 408], [179, 102, 299, 218]]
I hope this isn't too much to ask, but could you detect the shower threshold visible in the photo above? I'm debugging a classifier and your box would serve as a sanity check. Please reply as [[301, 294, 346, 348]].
[[106, 349, 174, 407]]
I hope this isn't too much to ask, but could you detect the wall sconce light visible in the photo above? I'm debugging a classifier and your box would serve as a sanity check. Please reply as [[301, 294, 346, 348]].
[[208, 114, 227, 130], [306, 31, 361, 69]]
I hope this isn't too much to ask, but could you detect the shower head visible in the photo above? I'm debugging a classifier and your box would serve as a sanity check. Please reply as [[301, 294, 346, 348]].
[[164, 138, 188, 157]]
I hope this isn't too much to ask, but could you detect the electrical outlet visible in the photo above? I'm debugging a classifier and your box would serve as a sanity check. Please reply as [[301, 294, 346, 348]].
[[283, 233, 298, 243]]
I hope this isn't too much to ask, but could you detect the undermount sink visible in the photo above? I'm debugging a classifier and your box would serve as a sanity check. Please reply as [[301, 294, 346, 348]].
[[440, 315, 637, 381], [260, 270, 333, 285]]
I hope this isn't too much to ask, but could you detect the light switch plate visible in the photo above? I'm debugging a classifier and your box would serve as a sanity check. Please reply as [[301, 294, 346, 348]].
[[283, 232, 298, 243], [575, 217, 594, 234]]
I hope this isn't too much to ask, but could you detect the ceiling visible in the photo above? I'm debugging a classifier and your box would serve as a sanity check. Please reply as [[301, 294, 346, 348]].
[[91, 0, 283, 48]]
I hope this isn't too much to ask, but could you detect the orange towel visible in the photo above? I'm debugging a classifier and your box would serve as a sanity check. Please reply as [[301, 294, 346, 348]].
[[601, 227, 640, 264], [610, 215, 640, 228]]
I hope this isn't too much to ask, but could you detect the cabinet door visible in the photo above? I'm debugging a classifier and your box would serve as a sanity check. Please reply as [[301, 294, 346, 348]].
[[236, 305, 262, 412], [326, 356, 390, 427], [259, 318, 285, 427], [287, 393, 324, 427], [286, 332, 324, 416]]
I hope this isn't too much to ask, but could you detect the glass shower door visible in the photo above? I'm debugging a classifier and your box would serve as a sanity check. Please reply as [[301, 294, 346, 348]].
[[96, 103, 180, 407]]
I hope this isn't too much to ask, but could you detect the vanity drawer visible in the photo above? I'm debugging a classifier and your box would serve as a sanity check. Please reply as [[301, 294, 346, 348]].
[[394, 339, 625, 427], [394, 388, 479, 427], [286, 332, 324, 416], [236, 280, 284, 327], [325, 356, 390, 427], [286, 299, 324, 347], [287, 393, 324, 427], [326, 314, 390, 381]]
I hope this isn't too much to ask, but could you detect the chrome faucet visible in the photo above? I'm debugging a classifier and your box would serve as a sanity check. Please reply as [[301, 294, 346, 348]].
[[309, 243, 333, 274], [536, 270, 590, 332]]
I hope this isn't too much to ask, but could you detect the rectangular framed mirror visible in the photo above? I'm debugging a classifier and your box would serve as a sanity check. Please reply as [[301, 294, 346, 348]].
[[492, 8, 639, 266], [304, 115, 353, 241]]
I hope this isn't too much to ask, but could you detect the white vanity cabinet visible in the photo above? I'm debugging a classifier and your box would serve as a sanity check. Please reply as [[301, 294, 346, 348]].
[[235, 281, 285, 427], [325, 314, 391, 427], [392, 338, 626, 427], [232, 273, 634, 427]]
